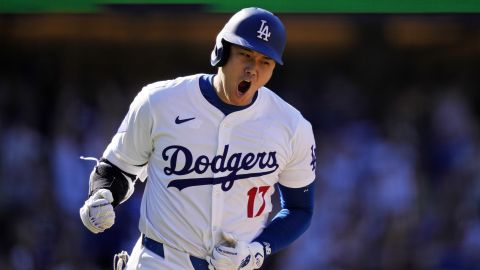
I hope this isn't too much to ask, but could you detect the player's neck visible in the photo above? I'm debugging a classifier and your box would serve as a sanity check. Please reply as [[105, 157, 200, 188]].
[[213, 74, 238, 106]]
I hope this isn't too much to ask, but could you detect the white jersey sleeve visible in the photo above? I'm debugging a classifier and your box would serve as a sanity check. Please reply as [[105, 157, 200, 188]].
[[277, 118, 316, 188], [103, 87, 154, 175]]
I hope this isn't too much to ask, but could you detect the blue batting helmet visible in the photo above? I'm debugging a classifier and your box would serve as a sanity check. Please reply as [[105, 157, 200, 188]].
[[210, 7, 286, 67]]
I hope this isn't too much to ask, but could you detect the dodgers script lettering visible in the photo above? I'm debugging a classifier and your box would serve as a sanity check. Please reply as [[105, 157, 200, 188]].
[[163, 145, 279, 191]]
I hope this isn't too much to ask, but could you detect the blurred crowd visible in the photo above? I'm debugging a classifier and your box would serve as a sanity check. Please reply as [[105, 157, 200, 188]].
[[1, 15, 480, 270]]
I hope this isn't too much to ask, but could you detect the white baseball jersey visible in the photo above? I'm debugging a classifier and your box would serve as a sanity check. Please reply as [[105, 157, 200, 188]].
[[103, 74, 316, 259]]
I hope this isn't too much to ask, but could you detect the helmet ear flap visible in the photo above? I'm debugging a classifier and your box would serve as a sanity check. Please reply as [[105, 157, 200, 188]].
[[210, 39, 231, 67]]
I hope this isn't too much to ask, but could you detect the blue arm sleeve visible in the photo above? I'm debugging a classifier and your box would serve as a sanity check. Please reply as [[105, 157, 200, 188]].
[[253, 182, 315, 255]]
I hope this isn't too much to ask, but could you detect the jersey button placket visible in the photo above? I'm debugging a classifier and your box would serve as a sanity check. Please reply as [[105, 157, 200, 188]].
[[211, 120, 232, 239]]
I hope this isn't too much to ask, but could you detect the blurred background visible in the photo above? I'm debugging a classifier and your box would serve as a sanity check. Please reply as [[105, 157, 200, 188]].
[[1, 1, 480, 270]]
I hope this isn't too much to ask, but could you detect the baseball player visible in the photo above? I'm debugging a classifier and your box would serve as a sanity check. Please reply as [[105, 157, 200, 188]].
[[80, 7, 316, 270]]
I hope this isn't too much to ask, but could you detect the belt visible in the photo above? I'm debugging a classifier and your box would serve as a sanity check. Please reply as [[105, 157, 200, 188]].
[[142, 235, 209, 270]]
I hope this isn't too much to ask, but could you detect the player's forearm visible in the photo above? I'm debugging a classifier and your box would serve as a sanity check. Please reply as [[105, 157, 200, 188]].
[[254, 207, 313, 254], [253, 182, 314, 254], [88, 158, 136, 207]]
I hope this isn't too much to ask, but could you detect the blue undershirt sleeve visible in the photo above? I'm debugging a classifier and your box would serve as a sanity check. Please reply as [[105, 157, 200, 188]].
[[253, 182, 315, 255]]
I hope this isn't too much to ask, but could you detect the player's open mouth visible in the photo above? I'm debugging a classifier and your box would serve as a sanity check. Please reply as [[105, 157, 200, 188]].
[[238, 80, 251, 94]]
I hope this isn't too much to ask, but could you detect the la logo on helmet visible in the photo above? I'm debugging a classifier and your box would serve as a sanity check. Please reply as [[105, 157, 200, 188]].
[[256, 20, 271, 41]]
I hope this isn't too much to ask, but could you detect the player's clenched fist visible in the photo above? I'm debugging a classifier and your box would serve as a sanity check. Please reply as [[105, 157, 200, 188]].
[[207, 232, 264, 270], [79, 189, 115, 234]]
